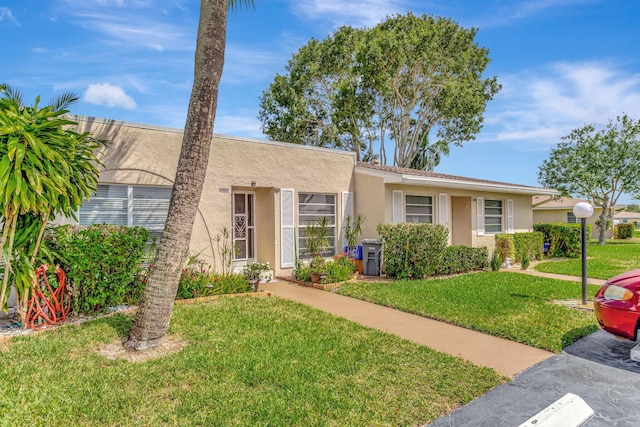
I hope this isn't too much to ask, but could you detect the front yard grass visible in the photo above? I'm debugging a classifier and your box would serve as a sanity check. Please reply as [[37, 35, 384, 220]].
[[534, 239, 640, 279], [0, 297, 504, 426], [338, 271, 598, 352]]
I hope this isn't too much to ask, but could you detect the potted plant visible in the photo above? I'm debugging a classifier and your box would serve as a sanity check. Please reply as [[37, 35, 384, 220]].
[[343, 214, 366, 273], [242, 262, 271, 292], [305, 217, 332, 284], [309, 256, 326, 284]]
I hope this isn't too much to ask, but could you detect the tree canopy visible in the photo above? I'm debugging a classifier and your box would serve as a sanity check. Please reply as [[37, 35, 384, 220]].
[[538, 114, 640, 243], [258, 12, 500, 169]]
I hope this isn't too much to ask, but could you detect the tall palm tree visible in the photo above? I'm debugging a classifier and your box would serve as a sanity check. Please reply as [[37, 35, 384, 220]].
[[125, 0, 255, 351]]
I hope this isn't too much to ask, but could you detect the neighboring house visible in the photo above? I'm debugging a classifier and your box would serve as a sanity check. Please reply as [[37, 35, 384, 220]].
[[613, 210, 640, 227], [59, 116, 558, 275], [532, 196, 624, 238], [354, 163, 557, 252]]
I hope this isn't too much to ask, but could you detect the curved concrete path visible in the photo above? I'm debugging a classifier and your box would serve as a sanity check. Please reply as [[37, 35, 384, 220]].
[[261, 280, 553, 377]]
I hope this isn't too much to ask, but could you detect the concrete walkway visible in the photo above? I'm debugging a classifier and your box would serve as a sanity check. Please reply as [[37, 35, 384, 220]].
[[261, 280, 554, 377]]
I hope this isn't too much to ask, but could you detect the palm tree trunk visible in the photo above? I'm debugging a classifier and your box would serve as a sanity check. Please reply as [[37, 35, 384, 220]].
[[125, 0, 227, 350]]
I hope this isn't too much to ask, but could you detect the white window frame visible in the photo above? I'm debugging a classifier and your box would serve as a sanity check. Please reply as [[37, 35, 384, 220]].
[[483, 199, 504, 234], [405, 194, 434, 224], [280, 189, 295, 268], [297, 193, 336, 257], [567, 212, 577, 224]]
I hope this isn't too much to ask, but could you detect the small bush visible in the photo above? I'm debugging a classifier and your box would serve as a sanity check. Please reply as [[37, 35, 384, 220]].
[[325, 255, 356, 283], [294, 264, 311, 283], [175, 263, 250, 299], [435, 246, 489, 275], [377, 223, 448, 279], [490, 251, 501, 271], [520, 249, 530, 270], [47, 224, 149, 314], [615, 223, 634, 239], [494, 235, 514, 263]]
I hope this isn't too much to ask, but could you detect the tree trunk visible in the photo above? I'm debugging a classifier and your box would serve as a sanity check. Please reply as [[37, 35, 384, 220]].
[[124, 0, 227, 351], [598, 209, 607, 244]]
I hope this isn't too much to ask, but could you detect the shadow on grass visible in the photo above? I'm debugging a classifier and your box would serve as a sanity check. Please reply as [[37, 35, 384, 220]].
[[94, 313, 135, 337]]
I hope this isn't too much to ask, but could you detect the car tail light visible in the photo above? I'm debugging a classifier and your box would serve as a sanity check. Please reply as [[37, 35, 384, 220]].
[[603, 285, 634, 301]]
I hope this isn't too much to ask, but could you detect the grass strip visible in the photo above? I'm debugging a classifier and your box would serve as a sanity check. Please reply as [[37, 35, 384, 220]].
[[338, 271, 598, 352]]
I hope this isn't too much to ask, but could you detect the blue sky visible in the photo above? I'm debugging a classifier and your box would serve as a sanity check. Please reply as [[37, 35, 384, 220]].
[[2, 0, 640, 202]]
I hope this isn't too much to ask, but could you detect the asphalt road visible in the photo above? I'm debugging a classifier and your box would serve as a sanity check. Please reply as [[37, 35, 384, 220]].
[[429, 330, 640, 427]]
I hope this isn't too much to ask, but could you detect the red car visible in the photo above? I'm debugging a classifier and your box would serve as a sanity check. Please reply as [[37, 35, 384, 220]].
[[594, 269, 640, 340]]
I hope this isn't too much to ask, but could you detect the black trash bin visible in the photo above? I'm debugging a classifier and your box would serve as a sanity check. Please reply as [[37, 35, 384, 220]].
[[361, 239, 382, 276]]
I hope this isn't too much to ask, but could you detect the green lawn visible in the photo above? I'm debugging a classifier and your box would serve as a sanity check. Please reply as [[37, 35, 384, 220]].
[[534, 239, 640, 279], [0, 297, 504, 426], [338, 271, 598, 352]]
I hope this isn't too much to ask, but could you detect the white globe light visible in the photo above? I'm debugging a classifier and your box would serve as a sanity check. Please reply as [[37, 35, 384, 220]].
[[573, 202, 594, 219]]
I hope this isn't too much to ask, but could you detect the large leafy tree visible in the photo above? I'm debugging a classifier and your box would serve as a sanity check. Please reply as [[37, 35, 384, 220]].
[[0, 84, 101, 323], [258, 13, 500, 169], [125, 0, 254, 351], [538, 114, 640, 244]]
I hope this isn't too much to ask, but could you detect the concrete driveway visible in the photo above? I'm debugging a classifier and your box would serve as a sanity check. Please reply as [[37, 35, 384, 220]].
[[428, 329, 640, 426]]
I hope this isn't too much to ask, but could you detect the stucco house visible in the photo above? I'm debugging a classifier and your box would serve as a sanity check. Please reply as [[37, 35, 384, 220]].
[[532, 196, 624, 239], [62, 116, 558, 275], [613, 210, 640, 227]]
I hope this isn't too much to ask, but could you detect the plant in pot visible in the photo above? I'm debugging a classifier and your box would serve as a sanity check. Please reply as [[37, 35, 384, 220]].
[[343, 214, 366, 273], [242, 262, 271, 292], [304, 217, 332, 284]]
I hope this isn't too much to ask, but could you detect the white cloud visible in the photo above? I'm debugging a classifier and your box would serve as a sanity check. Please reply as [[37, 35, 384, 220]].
[[83, 83, 137, 109], [0, 7, 19, 25], [213, 114, 264, 139], [290, 0, 408, 28], [485, 62, 640, 149]]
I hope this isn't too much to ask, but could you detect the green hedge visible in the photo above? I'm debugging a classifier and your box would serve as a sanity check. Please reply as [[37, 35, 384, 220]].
[[46, 224, 149, 314], [435, 246, 489, 275], [615, 223, 634, 239], [513, 232, 544, 261], [533, 223, 592, 258], [377, 223, 448, 279]]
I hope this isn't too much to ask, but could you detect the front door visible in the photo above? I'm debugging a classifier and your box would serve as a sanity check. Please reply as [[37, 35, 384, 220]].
[[233, 192, 256, 264]]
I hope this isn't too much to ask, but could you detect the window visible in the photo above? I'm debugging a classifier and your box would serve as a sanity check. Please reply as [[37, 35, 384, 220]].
[[484, 199, 503, 234], [79, 184, 172, 239], [567, 212, 577, 224], [298, 193, 336, 257], [405, 195, 433, 223]]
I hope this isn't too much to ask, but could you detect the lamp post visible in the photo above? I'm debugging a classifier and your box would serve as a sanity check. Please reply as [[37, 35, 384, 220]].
[[573, 202, 594, 305]]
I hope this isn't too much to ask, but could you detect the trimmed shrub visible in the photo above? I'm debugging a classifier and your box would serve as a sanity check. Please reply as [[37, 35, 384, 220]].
[[513, 232, 544, 262], [435, 246, 489, 275], [533, 223, 592, 258], [520, 249, 530, 270], [377, 223, 448, 279], [490, 251, 501, 271], [494, 234, 515, 263], [46, 224, 149, 314], [325, 255, 356, 283], [615, 223, 634, 239]]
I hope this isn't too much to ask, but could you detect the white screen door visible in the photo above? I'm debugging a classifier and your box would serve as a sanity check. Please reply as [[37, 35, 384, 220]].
[[233, 192, 256, 262]]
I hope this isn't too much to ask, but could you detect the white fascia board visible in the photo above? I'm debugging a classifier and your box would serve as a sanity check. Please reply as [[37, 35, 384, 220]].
[[400, 175, 559, 196]]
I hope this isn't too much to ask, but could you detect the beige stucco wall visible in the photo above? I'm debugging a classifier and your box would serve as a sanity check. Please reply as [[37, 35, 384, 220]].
[[65, 117, 355, 275], [533, 208, 608, 239]]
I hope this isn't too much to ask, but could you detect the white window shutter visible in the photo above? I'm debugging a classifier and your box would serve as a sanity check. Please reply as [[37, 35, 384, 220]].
[[507, 199, 514, 234], [341, 191, 354, 248], [392, 190, 403, 223], [477, 197, 485, 236], [280, 189, 295, 268], [438, 193, 448, 226]]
